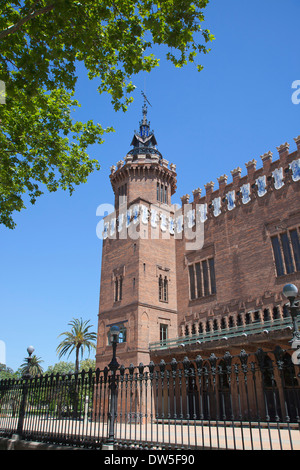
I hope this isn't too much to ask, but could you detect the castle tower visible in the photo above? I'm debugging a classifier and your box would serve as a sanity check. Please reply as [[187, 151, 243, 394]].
[[96, 100, 178, 369]]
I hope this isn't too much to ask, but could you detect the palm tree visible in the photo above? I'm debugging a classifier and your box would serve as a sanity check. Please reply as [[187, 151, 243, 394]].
[[20, 355, 44, 377], [56, 318, 97, 373]]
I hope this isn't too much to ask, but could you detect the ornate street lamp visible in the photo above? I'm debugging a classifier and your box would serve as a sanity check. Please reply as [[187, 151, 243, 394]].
[[283, 284, 300, 346]]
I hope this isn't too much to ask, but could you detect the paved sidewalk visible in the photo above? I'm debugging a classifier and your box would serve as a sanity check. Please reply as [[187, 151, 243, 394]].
[[1, 416, 299, 450]]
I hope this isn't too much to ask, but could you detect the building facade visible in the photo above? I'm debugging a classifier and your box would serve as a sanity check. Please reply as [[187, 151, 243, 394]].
[[95, 104, 300, 374]]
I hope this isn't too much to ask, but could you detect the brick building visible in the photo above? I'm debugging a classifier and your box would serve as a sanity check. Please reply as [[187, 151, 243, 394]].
[[95, 102, 300, 375]]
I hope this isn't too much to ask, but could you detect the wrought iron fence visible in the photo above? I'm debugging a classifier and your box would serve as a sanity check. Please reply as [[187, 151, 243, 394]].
[[0, 346, 300, 450]]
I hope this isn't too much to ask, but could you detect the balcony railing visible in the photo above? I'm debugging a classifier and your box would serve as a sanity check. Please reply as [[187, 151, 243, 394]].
[[149, 315, 299, 351]]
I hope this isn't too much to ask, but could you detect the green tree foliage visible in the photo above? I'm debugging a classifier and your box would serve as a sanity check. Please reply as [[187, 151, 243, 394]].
[[0, 363, 20, 379], [45, 361, 75, 375], [79, 358, 96, 372], [45, 358, 95, 375], [56, 317, 96, 373], [0, 0, 214, 228]]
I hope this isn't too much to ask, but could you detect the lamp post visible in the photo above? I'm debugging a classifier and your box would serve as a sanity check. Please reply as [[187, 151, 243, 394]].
[[23, 346, 34, 378], [283, 284, 300, 344], [107, 326, 120, 448], [17, 346, 35, 437], [282, 284, 300, 370]]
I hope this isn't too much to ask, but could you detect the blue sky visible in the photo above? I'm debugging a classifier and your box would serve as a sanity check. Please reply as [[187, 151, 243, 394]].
[[1, 0, 300, 372]]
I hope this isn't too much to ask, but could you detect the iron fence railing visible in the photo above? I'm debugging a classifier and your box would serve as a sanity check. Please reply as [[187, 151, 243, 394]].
[[0, 346, 300, 450]]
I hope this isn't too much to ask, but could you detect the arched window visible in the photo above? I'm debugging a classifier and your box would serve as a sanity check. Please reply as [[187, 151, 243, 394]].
[[237, 313, 243, 327], [263, 309, 270, 322], [273, 306, 280, 320]]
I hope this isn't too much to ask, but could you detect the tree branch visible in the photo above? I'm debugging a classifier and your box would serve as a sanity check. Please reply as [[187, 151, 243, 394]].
[[0, 2, 56, 41]]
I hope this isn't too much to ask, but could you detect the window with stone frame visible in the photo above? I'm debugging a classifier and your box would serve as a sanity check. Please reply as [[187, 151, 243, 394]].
[[158, 274, 168, 302], [157, 181, 168, 204], [157, 266, 170, 303], [271, 227, 300, 277], [160, 323, 168, 345], [188, 257, 217, 301]]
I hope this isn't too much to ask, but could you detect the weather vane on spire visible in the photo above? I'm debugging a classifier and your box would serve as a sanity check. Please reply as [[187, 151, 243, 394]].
[[141, 90, 152, 108], [141, 91, 152, 123]]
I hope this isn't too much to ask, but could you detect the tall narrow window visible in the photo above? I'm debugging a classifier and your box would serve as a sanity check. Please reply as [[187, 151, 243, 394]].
[[115, 278, 118, 302], [237, 313, 243, 327], [271, 236, 285, 276], [280, 232, 294, 274], [160, 324, 168, 345], [290, 229, 300, 271], [157, 182, 160, 202], [159, 275, 163, 301], [208, 258, 216, 294], [119, 276, 123, 300], [114, 276, 122, 302], [164, 186, 167, 204], [202, 260, 209, 297], [273, 306, 280, 320], [263, 309, 270, 322], [163, 277, 168, 302], [188, 265, 196, 300], [195, 262, 202, 298]]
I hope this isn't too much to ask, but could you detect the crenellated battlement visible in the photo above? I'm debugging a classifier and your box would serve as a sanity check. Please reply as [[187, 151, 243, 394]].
[[100, 135, 300, 241], [188, 136, 300, 221], [109, 153, 177, 175]]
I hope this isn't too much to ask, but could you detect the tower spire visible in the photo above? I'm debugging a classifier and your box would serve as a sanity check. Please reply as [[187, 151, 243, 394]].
[[140, 90, 151, 131], [128, 92, 161, 158]]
